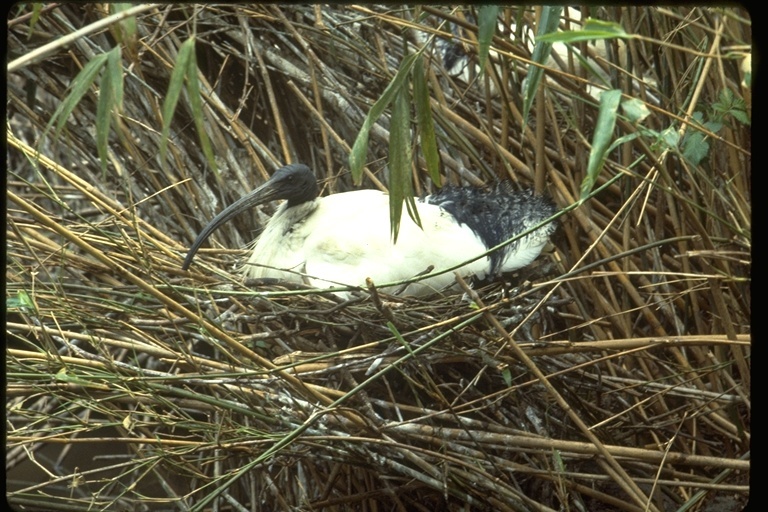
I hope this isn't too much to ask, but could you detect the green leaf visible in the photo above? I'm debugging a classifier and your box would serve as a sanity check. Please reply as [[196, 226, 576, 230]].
[[412, 55, 440, 185], [388, 84, 417, 243], [552, 449, 565, 471], [8, 290, 35, 311], [621, 97, 650, 124], [184, 42, 217, 173], [657, 125, 680, 151], [106, 46, 124, 108], [712, 88, 750, 125], [96, 46, 124, 175], [607, 131, 643, 152], [160, 37, 196, 169], [44, 52, 109, 140], [476, 5, 500, 74], [580, 89, 621, 201], [27, 3, 43, 39], [501, 367, 512, 387], [536, 18, 630, 43], [388, 321, 415, 355], [682, 131, 709, 166], [730, 108, 750, 125], [522, 6, 563, 122], [110, 3, 138, 45], [704, 120, 723, 134], [349, 51, 420, 183]]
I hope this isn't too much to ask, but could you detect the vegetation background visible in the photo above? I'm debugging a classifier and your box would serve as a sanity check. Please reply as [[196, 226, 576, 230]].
[[7, 4, 750, 511]]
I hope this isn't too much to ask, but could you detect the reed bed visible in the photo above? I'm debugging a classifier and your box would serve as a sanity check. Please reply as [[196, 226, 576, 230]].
[[7, 5, 750, 511]]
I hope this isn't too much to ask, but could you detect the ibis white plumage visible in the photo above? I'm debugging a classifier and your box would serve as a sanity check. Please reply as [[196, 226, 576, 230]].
[[182, 163, 556, 296]]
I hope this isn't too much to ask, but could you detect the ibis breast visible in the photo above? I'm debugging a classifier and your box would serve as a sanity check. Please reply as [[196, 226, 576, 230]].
[[243, 189, 493, 296]]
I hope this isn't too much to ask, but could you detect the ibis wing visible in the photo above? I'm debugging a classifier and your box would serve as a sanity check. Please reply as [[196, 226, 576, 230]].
[[299, 191, 489, 295]]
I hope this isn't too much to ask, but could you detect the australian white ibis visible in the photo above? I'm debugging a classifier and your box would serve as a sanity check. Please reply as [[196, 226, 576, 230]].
[[182, 163, 556, 297]]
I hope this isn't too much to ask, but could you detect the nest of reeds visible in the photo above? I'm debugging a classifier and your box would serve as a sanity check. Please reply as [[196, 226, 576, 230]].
[[7, 5, 750, 511]]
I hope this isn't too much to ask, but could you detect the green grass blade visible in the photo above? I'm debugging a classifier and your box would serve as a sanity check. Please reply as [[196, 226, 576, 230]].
[[109, 3, 138, 46], [536, 18, 630, 43], [349, 51, 420, 183], [26, 3, 43, 38], [160, 37, 195, 168], [388, 84, 416, 243], [44, 52, 109, 141], [476, 5, 500, 73], [522, 6, 563, 122], [581, 89, 621, 201], [412, 54, 440, 185], [96, 46, 124, 175], [184, 42, 217, 174]]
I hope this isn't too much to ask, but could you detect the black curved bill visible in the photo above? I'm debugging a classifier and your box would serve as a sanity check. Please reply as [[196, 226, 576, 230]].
[[181, 180, 283, 270]]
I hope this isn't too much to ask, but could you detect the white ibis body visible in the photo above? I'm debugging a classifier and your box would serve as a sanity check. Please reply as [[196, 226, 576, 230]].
[[182, 164, 556, 296]]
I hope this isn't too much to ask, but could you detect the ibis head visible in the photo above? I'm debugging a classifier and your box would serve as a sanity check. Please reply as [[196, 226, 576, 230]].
[[181, 164, 318, 271]]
